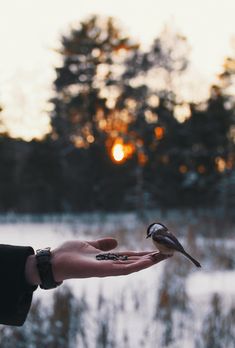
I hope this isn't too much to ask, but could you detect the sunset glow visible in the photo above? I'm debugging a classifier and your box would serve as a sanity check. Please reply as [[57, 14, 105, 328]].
[[112, 143, 125, 162], [111, 138, 135, 163], [1, 0, 235, 139]]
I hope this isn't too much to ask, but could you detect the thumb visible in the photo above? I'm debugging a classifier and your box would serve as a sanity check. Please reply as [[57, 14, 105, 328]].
[[88, 238, 118, 251]]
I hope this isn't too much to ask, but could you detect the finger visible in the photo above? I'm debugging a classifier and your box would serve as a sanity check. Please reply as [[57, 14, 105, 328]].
[[88, 238, 118, 251], [112, 259, 138, 264], [113, 253, 169, 276], [119, 255, 152, 261], [114, 250, 155, 257], [123, 256, 141, 261], [150, 252, 172, 262], [84, 253, 169, 278]]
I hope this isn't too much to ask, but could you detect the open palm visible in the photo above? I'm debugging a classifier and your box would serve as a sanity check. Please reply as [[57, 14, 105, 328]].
[[52, 237, 169, 282]]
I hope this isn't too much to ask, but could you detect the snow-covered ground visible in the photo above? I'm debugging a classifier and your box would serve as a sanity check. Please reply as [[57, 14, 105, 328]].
[[0, 214, 234, 347]]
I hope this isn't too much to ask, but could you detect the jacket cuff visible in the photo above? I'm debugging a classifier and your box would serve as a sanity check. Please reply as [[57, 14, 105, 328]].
[[0, 244, 38, 326]]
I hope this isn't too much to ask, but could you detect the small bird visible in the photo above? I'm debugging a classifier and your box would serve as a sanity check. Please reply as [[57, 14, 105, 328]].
[[146, 222, 201, 268]]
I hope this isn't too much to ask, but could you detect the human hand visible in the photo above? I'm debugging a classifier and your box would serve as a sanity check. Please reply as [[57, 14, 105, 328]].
[[25, 238, 170, 286], [51, 238, 170, 282]]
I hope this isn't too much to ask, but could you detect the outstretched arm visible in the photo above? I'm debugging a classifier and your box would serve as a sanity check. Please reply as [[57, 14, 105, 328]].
[[25, 238, 170, 285]]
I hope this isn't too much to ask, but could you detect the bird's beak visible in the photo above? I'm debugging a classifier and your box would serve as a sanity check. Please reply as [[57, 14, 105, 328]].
[[146, 235, 150, 239]]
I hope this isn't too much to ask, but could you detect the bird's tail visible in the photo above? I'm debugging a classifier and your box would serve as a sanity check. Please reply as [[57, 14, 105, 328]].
[[182, 251, 201, 268]]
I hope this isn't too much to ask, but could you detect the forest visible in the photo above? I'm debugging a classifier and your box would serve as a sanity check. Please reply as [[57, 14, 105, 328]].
[[0, 11, 235, 348], [0, 15, 234, 214]]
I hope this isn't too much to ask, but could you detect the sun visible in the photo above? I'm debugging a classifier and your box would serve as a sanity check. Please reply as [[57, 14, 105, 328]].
[[110, 137, 135, 164], [112, 143, 125, 162]]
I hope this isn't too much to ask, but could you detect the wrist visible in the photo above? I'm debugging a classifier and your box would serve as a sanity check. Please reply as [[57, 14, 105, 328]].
[[25, 255, 41, 286], [51, 250, 64, 283], [36, 248, 63, 289], [25, 251, 64, 287]]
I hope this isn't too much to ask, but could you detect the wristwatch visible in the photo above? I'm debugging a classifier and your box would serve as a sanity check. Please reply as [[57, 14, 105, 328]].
[[36, 247, 62, 289]]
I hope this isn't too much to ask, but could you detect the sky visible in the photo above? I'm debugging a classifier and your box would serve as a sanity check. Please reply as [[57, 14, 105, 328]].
[[1, 0, 235, 140]]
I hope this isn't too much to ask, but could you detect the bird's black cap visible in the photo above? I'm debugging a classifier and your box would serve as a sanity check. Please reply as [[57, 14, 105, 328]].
[[146, 222, 168, 238]]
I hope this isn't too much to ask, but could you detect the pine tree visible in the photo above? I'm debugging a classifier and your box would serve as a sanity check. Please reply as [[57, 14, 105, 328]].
[[51, 15, 138, 148], [118, 26, 190, 208], [178, 86, 234, 206]]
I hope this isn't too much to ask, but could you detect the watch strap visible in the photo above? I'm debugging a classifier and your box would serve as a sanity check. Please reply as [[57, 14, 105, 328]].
[[36, 247, 62, 290]]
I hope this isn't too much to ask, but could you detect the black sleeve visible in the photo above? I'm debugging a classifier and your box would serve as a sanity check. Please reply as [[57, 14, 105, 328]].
[[0, 244, 38, 326]]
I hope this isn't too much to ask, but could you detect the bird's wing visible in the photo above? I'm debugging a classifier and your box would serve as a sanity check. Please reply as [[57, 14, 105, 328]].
[[153, 232, 185, 252]]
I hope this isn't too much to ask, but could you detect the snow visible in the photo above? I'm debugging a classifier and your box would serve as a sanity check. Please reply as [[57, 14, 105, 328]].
[[187, 270, 235, 297], [0, 215, 234, 347]]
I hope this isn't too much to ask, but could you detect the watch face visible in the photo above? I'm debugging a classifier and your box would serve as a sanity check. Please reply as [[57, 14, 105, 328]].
[[36, 247, 51, 256]]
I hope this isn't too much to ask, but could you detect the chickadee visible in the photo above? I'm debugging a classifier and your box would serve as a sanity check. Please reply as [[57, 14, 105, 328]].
[[146, 222, 201, 268]]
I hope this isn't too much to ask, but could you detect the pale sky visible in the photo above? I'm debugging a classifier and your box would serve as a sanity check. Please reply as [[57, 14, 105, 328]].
[[1, 0, 235, 140]]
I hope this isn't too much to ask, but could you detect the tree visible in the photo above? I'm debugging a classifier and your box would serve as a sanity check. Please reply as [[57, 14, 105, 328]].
[[51, 15, 138, 148], [50, 15, 233, 210], [165, 86, 234, 206], [216, 49, 235, 161], [50, 17, 197, 210], [114, 26, 190, 208]]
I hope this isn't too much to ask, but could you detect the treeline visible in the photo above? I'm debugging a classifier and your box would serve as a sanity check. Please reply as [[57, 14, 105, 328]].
[[0, 15, 234, 213], [0, 137, 138, 212]]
